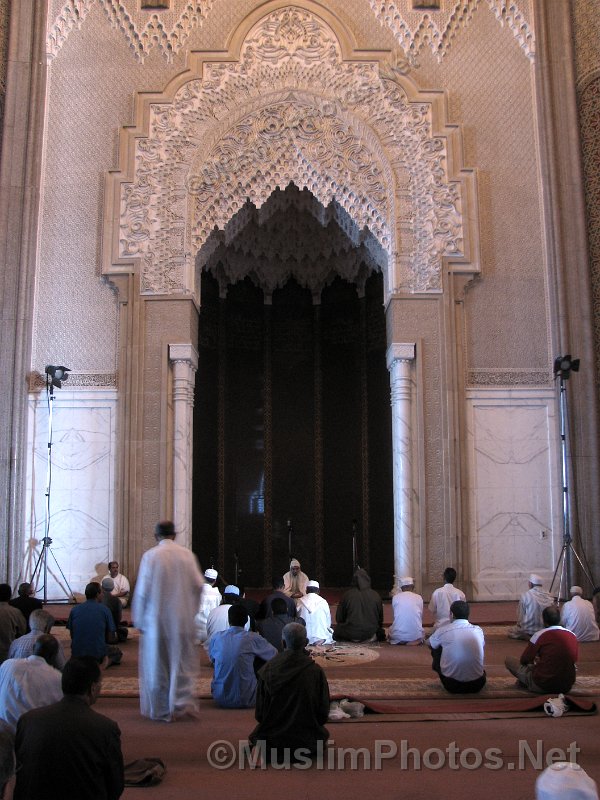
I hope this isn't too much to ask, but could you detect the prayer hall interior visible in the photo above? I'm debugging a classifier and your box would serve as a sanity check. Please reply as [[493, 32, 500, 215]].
[[2, 0, 600, 796]]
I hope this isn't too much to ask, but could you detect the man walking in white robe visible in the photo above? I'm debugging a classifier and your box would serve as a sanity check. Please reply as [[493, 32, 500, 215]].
[[296, 581, 333, 644], [133, 520, 204, 722]]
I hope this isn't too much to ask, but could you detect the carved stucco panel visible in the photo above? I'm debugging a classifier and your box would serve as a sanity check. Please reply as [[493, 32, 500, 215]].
[[111, 6, 477, 297], [368, 0, 534, 64]]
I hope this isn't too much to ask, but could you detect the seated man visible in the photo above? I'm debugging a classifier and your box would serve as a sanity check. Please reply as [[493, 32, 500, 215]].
[[283, 559, 309, 599], [257, 598, 304, 651], [8, 583, 42, 632], [257, 576, 297, 620], [102, 561, 130, 607], [388, 577, 424, 645], [249, 622, 330, 764], [208, 605, 277, 708], [0, 634, 63, 733], [0, 727, 14, 800], [508, 573, 554, 640], [428, 600, 486, 694], [505, 604, 578, 694], [561, 585, 600, 642], [194, 568, 222, 643], [204, 585, 249, 650], [334, 568, 383, 643], [8, 609, 67, 671], [428, 567, 466, 631], [0, 584, 26, 663], [100, 578, 128, 642], [296, 580, 333, 645], [14, 656, 124, 800], [67, 582, 121, 667]]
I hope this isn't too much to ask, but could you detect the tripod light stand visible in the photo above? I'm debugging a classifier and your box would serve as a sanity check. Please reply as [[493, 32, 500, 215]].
[[30, 365, 77, 603], [549, 355, 595, 601]]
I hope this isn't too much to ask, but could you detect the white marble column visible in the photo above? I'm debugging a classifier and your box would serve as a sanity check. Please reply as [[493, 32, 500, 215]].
[[386, 343, 416, 590], [169, 343, 198, 551]]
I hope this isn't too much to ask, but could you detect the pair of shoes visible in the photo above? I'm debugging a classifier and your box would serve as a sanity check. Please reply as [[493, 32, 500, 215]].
[[339, 699, 365, 718], [328, 701, 350, 721]]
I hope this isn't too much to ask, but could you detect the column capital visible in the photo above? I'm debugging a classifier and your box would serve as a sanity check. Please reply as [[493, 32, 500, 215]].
[[386, 343, 416, 370], [168, 343, 198, 371]]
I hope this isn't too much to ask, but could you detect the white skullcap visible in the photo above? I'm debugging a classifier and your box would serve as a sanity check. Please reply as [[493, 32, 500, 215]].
[[224, 585, 240, 595], [570, 585, 583, 596], [205, 568, 218, 580], [101, 577, 114, 591], [290, 558, 301, 568], [536, 762, 598, 800], [529, 573, 543, 585], [400, 577, 414, 587], [307, 580, 320, 589]]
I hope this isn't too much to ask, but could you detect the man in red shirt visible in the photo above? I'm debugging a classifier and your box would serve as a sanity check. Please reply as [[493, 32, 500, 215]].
[[505, 605, 578, 693]]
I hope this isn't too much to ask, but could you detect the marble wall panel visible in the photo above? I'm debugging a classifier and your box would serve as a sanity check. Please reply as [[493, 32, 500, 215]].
[[466, 388, 561, 600], [22, 389, 118, 600]]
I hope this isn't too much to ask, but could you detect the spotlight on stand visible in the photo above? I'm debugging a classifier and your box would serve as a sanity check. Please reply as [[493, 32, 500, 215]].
[[31, 364, 75, 603], [553, 355, 580, 380], [45, 365, 70, 389]]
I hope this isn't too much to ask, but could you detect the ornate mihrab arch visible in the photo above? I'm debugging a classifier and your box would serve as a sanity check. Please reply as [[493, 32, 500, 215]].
[[104, 3, 479, 302]]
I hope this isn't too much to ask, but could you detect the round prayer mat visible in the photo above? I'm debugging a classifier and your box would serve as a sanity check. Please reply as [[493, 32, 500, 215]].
[[309, 642, 381, 667]]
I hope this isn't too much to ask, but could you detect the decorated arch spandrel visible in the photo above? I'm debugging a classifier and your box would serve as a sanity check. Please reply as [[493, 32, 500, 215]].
[[103, 2, 480, 304]]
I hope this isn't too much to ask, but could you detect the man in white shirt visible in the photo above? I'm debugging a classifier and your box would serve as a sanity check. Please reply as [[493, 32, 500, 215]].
[[0, 634, 63, 732], [296, 580, 333, 645], [195, 568, 222, 644], [561, 585, 600, 642], [428, 600, 486, 693], [204, 586, 250, 651], [509, 573, 555, 640], [388, 577, 424, 645], [103, 561, 131, 607], [428, 567, 466, 630]]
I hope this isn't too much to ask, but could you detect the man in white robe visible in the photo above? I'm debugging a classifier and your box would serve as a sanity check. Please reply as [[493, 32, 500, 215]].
[[0, 634, 63, 732], [561, 586, 600, 642], [296, 581, 333, 644], [388, 577, 424, 645], [283, 559, 309, 599], [194, 568, 222, 644], [509, 573, 555, 640], [132, 520, 204, 722]]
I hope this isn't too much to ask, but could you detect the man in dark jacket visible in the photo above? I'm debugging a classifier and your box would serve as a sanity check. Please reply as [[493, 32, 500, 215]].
[[256, 598, 305, 651], [249, 622, 329, 764], [14, 656, 124, 800], [334, 568, 384, 642]]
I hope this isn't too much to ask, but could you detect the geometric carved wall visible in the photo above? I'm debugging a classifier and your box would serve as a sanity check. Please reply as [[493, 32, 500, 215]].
[[104, 5, 480, 301]]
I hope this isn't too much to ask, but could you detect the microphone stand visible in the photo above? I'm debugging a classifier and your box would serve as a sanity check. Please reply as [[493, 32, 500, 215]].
[[352, 519, 360, 572], [287, 519, 293, 562]]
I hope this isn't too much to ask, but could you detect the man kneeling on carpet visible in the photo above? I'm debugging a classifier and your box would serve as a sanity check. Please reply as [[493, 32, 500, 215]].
[[249, 622, 330, 764], [505, 604, 578, 694], [428, 600, 486, 694]]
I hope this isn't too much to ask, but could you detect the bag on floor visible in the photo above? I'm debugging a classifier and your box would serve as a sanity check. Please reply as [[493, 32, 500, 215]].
[[124, 757, 166, 786]]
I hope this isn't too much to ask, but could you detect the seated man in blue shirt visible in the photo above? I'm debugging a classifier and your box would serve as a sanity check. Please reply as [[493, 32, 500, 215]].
[[67, 583, 122, 667], [209, 605, 277, 708]]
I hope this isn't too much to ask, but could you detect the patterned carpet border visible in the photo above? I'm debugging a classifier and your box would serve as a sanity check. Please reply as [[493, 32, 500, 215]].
[[99, 674, 600, 700]]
